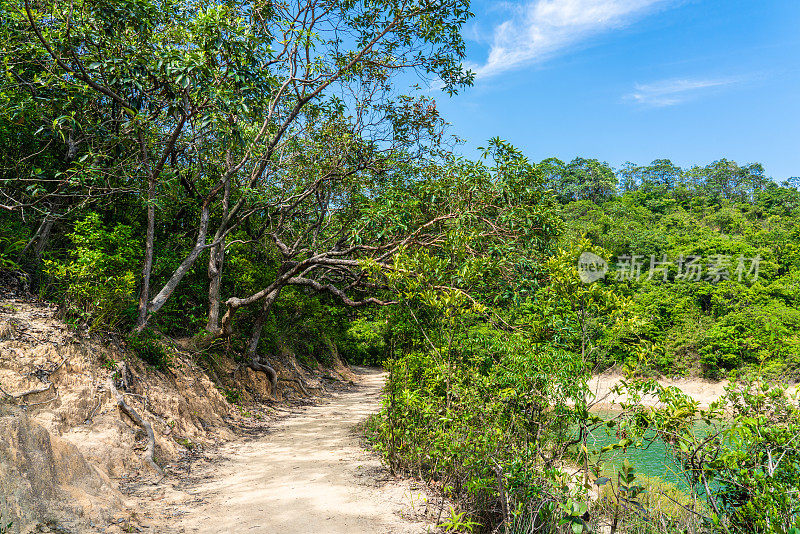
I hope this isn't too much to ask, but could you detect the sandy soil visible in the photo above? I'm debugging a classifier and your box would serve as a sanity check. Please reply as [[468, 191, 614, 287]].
[[588, 374, 729, 409], [149, 367, 434, 534]]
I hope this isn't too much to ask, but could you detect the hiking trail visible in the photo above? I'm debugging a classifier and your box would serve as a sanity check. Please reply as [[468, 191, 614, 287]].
[[145, 367, 434, 533]]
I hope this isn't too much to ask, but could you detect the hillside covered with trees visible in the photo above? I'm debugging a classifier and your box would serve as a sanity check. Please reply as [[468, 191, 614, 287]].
[[2, 0, 800, 532]]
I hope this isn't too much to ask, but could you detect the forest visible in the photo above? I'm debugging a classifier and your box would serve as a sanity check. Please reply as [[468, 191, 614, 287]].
[[2, 0, 800, 532]]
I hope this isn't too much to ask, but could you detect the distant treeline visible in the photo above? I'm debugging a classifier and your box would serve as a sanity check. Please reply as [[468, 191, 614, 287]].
[[539, 156, 797, 203]]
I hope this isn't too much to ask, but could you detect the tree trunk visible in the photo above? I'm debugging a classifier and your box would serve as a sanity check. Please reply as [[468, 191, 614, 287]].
[[20, 214, 54, 272], [136, 203, 212, 331], [134, 116, 186, 331], [245, 288, 281, 388], [136, 174, 156, 330], [206, 244, 224, 333], [206, 178, 230, 334]]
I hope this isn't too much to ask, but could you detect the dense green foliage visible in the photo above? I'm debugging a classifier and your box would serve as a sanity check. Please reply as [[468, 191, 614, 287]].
[[555, 161, 800, 379], [3, 1, 800, 532], [610, 378, 800, 533], [126, 328, 171, 370], [363, 159, 800, 533]]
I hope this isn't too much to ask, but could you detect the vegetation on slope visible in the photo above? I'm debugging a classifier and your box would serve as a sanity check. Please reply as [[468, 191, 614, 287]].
[[361, 158, 800, 533]]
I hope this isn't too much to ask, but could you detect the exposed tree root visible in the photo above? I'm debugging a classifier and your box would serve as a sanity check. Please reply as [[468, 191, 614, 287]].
[[248, 358, 277, 390], [279, 376, 311, 396], [84, 394, 102, 424], [247, 357, 313, 397], [0, 352, 66, 406], [0, 381, 53, 399], [0, 381, 59, 407], [108, 371, 163, 477], [24, 353, 68, 381]]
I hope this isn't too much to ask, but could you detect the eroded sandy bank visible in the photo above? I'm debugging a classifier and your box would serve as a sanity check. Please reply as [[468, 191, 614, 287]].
[[587, 374, 729, 410]]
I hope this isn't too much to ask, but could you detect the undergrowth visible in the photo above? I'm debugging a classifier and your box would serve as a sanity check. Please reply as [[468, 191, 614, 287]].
[[126, 329, 171, 370]]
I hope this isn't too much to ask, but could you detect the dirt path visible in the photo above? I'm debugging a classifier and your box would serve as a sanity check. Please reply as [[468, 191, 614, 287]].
[[153, 367, 433, 534]]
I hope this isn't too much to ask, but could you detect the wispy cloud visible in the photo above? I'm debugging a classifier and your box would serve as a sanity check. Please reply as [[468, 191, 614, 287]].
[[471, 0, 672, 78], [626, 77, 738, 106]]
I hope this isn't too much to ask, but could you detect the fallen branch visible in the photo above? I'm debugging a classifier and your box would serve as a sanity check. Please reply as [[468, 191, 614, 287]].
[[108, 373, 163, 476]]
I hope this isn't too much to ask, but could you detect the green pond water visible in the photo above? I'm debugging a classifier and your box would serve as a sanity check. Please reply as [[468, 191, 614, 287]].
[[585, 411, 712, 490], [588, 422, 685, 487]]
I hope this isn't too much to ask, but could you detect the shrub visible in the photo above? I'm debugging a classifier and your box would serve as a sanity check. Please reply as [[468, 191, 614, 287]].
[[616, 379, 800, 534], [0, 219, 26, 272], [370, 326, 592, 532], [341, 318, 387, 366], [126, 329, 170, 370], [43, 213, 139, 329]]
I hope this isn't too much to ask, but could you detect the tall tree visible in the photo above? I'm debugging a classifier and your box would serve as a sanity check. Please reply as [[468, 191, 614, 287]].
[[16, 0, 474, 332]]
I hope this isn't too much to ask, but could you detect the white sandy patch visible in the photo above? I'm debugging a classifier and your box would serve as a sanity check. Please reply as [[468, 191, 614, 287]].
[[588, 374, 730, 409]]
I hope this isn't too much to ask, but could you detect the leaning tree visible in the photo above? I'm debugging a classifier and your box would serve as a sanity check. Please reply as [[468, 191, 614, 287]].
[[15, 0, 474, 332]]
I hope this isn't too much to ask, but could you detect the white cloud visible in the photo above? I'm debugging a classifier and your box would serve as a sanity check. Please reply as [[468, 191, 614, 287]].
[[626, 77, 737, 106], [471, 0, 671, 78]]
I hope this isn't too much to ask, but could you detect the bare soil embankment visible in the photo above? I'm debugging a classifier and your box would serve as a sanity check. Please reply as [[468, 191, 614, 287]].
[[0, 294, 244, 533], [589, 374, 728, 410]]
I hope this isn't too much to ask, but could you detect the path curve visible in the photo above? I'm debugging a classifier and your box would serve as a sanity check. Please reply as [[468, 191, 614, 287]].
[[163, 367, 432, 533]]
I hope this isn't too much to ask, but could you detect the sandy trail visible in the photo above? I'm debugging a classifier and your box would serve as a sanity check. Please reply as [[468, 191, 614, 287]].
[[160, 367, 432, 534]]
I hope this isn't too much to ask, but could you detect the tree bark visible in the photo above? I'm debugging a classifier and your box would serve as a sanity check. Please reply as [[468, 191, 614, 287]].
[[245, 288, 281, 389], [206, 178, 230, 333], [29, 215, 54, 271], [18, 212, 52, 267], [136, 173, 156, 330], [135, 115, 186, 331], [136, 202, 211, 331]]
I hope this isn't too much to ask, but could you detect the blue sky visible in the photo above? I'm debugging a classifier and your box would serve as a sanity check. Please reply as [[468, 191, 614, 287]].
[[434, 0, 800, 180]]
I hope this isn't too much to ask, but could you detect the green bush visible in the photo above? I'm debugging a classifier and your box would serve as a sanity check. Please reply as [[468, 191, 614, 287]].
[[340, 318, 387, 366], [126, 329, 170, 370], [371, 325, 591, 532], [616, 379, 800, 534], [43, 213, 139, 329], [0, 218, 27, 272]]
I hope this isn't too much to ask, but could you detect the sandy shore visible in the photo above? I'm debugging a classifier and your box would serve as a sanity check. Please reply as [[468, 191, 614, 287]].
[[587, 374, 730, 410]]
